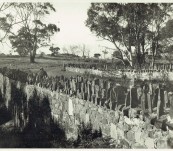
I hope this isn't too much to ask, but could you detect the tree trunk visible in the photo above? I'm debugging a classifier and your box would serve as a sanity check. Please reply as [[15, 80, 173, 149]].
[[30, 55, 35, 63], [30, 49, 36, 63], [135, 42, 141, 68], [128, 28, 133, 67], [151, 56, 155, 69], [141, 33, 145, 65], [151, 38, 156, 69]]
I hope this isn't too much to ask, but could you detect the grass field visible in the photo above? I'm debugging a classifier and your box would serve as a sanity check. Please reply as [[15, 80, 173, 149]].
[[0, 55, 84, 78]]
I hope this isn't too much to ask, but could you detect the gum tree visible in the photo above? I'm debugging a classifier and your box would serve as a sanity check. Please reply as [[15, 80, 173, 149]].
[[9, 3, 59, 63], [86, 3, 173, 68]]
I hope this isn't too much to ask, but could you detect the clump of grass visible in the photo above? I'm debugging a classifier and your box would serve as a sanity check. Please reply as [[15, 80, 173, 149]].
[[73, 122, 103, 148]]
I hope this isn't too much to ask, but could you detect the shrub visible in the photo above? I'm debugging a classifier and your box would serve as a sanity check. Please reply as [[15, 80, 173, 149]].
[[74, 122, 102, 147]]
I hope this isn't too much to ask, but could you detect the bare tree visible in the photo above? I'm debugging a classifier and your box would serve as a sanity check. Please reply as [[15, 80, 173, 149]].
[[78, 44, 90, 58], [87, 49, 90, 58], [69, 45, 79, 55], [62, 46, 69, 54]]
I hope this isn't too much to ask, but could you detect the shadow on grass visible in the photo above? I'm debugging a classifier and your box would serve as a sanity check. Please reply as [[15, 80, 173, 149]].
[[18, 89, 67, 148], [0, 88, 67, 148], [0, 86, 113, 148]]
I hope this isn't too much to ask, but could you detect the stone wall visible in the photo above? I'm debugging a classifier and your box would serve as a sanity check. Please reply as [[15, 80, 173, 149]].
[[66, 67, 173, 81], [24, 85, 171, 148], [66, 63, 173, 71], [1, 70, 173, 148]]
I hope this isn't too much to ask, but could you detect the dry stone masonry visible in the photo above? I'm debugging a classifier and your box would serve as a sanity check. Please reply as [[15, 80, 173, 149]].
[[66, 63, 173, 81], [0, 67, 173, 148]]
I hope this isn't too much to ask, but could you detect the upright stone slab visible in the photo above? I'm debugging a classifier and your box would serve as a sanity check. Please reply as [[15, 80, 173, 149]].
[[137, 86, 143, 103], [68, 98, 74, 116], [80, 76, 84, 82], [156, 139, 167, 149], [110, 123, 118, 139], [101, 88, 106, 106], [87, 80, 92, 101], [144, 83, 149, 109], [129, 78, 135, 88], [95, 85, 101, 105], [153, 86, 159, 108], [5, 77, 11, 109], [169, 92, 173, 119], [126, 130, 135, 143], [81, 82, 84, 99], [69, 78, 73, 90], [64, 80, 68, 94], [106, 84, 111, 99], [103, 80, 108, 90], [156, 86, 164, 119], [149, 83, 153, 95], [124, 92, 128, 107], [94, 78, 100, 86], [147, 92, 152, 113], [107, 81, 111, 90], [115, 85, 127, 106], [144, 137, 155, 148], [83, 79, 88, 101], [125, 89, 130, 107], [110, 86, 117, 110], [72, 78, 77, 92], [135, 129, 142, 144], [126, 86, 139, 108], [91, 79, 95, 95], [85, 113, 90, 124], [52, 78, 58, 91], [117, 126, 124, 139], [100, 79, 104, 89], [0, 73, 4, 98], [164, 91, 168, 108], [60, 75, 65, 82], [131, 86, 139, 108], [141, 89, 145, 114], [78, 80, 82, 93], [84, 79, 88, 93], [157, 88, 161, 119]]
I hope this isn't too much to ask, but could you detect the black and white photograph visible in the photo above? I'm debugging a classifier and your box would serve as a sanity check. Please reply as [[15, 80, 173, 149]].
[[0, 0, 173, 149]]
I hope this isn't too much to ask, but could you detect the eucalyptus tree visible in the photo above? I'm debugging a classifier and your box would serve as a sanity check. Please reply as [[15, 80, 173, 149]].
[[147, 4, 173, 67], [0, 3, 24, 43], [9, 3, 59, 63], [86, 3, 173, 67]]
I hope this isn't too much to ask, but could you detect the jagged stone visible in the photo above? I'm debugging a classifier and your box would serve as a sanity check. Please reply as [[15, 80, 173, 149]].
[[132, 143, 147, 149], [110, 123, 118, 139], [144, 137, 155, 148], [156, 139, 167, 149], [117, 126, 124, 139], [126, 130, 135, 143], [102, 118, 108, 125]]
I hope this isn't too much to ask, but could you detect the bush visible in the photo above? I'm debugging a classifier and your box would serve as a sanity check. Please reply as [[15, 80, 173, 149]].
[[74, 122, 102, 147], [39, 52, 46, 58]]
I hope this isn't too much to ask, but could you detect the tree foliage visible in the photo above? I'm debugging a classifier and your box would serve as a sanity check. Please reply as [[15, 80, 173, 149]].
[[0, 3, 19, 42], [86, 3, 173, 67], [49, 46, 60, 56], [159, 19, 173, 62], [8, 3, 59, 62]]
